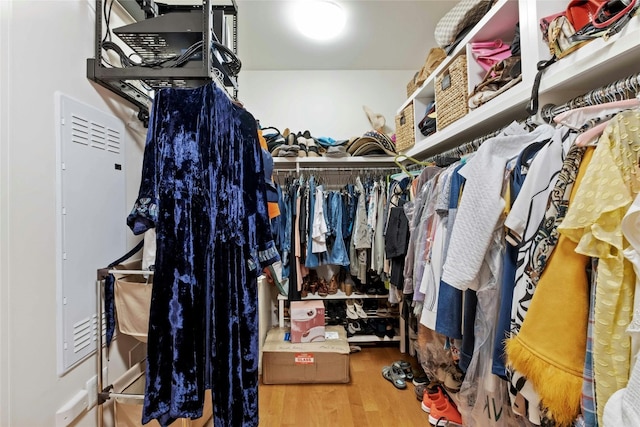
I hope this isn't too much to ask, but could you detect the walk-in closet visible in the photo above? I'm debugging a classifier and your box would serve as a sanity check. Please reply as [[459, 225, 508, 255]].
[[2, 1, 640, 426]]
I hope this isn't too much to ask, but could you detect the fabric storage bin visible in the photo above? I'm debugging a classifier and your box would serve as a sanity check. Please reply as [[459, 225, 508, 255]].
[[395, 102, 415, 152], [435, 55, 469, 131], [113, 270, 153, 343]]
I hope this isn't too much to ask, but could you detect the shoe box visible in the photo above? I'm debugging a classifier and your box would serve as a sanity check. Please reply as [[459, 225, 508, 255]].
[[261, 325, 350, 385], [289, 300, 325, 343]]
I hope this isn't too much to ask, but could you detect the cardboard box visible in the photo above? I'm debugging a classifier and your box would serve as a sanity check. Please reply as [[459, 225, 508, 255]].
[[261, 325, 350, 384], [290, 300, 325, 343]]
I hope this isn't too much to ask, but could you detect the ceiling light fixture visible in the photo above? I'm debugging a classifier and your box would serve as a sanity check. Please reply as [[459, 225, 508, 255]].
[[293, 0, 346, 41]]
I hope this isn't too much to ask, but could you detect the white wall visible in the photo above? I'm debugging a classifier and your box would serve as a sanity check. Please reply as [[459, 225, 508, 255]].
[[239, 70, 413, 140], [0, 1, 145, 426]]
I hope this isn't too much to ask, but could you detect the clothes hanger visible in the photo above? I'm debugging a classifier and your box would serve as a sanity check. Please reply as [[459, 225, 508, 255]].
[[553, 98, 640, 124], [575, 88, 640, 147], [391, 154, 425, 181], [575, 120, 611, 146]]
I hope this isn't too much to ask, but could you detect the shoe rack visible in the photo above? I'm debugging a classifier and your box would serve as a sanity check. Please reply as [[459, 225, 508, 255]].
[[276, 292, 407, 352]]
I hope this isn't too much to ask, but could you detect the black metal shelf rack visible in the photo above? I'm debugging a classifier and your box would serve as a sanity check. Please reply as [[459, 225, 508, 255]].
[[87, 0, 238, 125]]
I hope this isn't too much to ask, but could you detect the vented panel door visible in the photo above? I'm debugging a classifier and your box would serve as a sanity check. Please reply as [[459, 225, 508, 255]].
[[57, 93, 127, 375]]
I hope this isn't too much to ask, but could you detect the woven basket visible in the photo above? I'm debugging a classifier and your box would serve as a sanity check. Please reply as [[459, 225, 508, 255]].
[[395, 102, 415, 152], [435, 55, 468, 131], [406, 72, 419, 98]]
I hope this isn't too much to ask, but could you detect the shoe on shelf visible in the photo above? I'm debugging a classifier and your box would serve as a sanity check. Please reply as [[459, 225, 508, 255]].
[[384, 320, 395, 339], [328, 274, 339, 295], [421, 384, 445, 414], [353, 299, 368, 319], [301, 276, 310, 298], [347, 320, 362, 336], [345, 300, 359, 320], [360, 319, 376, 335], [428, 394, 463, 426], [373, 319, 387, 338], [317, 278, 329, 297]]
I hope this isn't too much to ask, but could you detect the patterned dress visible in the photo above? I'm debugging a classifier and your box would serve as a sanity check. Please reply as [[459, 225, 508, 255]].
[[559, 109, 640, 425], [127, 83, 279, 427]]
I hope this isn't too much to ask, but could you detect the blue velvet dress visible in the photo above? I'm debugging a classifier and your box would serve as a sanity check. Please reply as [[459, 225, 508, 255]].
[[127, 82, 279, 427]]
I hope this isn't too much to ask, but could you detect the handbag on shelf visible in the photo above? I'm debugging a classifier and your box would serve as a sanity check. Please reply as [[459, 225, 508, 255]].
[[468, 56, 522, 109], [434, 0, 495, 48], [470, 39, 512, 72], [566, 0, 608, 30], [569, 0, 639, 42], [544, 15, 590, 59], [415, 48, 448, 87], [528, 0, 637, 115], [418, 102, 437, 137]]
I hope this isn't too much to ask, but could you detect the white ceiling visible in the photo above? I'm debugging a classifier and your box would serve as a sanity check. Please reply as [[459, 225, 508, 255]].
[[235, 1, 455, 71]]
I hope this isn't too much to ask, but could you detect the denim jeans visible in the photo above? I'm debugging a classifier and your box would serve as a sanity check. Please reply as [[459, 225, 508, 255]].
[[279, 187, 292, 279], [325, 191, 350, 266]]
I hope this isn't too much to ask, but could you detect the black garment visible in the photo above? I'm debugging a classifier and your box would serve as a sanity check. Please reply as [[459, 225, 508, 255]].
[[288, 184, 300, 301], [127, 83, 278, 427], [386, 205, 410, 288]]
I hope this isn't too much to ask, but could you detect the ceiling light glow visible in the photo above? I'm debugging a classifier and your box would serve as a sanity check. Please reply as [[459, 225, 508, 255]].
[[293, 1, 346, 41]]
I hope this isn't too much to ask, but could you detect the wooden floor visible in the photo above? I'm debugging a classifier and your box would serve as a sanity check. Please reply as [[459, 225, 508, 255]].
[[258, 344, 429, 427]]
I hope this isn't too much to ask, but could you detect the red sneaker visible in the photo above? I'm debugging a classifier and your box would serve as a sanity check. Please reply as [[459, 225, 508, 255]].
[[428, 396, 463, 426], [421, 385, 445, 413]]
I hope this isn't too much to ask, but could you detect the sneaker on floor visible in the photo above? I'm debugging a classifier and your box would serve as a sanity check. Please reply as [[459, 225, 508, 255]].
[[421, 384, 446, 413], [428, 395, 463, 426], [414, 383, 427, 401], [412, 369, 429, 386]]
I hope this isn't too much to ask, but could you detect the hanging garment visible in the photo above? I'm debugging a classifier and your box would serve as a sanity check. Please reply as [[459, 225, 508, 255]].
[[457, 229, 524, 427], [352, 177, 370, 283], [622, 193, 640, 371], [416, 174, 445, 329], [127, 83, 279, 427], [581, 259, 598, 427], [506, 147, 592, 427], [384, 176, 411, 284], [412, 174, 441, 305], [441, 123, 555, 292], [372, 180, 387, 275], [559, 109, 640, 425], [491, 139, 548, 380], [311, 184, 328, 253], [402, 167, 442, 295], [435, 162, 466, 340], [325, 191, 350, 266]]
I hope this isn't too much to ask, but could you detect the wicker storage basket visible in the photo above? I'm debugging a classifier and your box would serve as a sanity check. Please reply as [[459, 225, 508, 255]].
[[406, 72, 419, 98], [395, 102, 415, 152], [435, 55, 469, 131]]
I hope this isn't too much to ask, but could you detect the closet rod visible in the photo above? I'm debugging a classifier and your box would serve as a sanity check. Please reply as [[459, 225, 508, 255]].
[[274, 167, 399, 175], [106, 269, 154, 275], [423, 72, 640, 166], [540, 71, 640, 122], [424, 127, 504, 165]]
